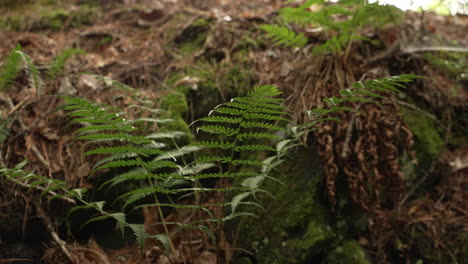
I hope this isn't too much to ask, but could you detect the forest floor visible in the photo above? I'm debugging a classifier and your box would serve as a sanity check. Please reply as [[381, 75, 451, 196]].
[[0, 0, 467, 263]]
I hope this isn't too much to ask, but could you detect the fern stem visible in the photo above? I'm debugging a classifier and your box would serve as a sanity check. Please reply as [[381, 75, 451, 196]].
[[155, 195, 177, 253], [139, 155, 177, 254]]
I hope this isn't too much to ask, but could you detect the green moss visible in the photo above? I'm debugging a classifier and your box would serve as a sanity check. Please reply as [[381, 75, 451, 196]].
[[179, 33, 207, 55], [42, 8, 69, 30], [237, 148, 336, 264], [327, 240, 370, 264], [400, 106, 444, 159], [0, 4, 97, 31], [176, 18, 211, 56], [0, 16, 23, 31], [159, 92, 190, 134], [161, 92, 188, 115], [297, 219, 334, 251], [191, 17, 210, 27], [164, 60, 252, 122]]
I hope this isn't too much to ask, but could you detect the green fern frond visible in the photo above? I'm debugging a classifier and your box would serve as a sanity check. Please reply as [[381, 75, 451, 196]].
[[268, 0, 404, 55], [243, 112, 288, 121], [352, 89, 386, 99], [177, 186, 246, 194], [68, 110, 120, 120], [210, 107, 244, 116], [70, 117, 117, 124], [0, 45, 22, 91], [77, 133, 152, 144], [103, 172, 180, 191], [235, 97, 285, 109], [233, 145, 276, 152], [146, 131, 188, 140], [128, 224, 147, 250], [101, 169, 149, 189], [48, 48, 86, 79], [64, 96, 118, 115], [1, 161, 68, 197], [17, 51, 43, 93], [230, 159, 265, 166], [117, 186, 177, 208], [222, 212, 257, 221], [249, 85, 283, 97], [259, 25, 307, 48], [0, 46, 43, 92], [190, 84, 290, 227], [240, 121, 284, 130], [92, 152, 138, 170], [147, 160, 179, 170], [198, 116, 242, 124], [81, 212, 126, 230], [96, 159, 145, 170], [76, 124, 136, 134], [223, 102, 286, 116], [179, 163, 216, 176], [190, 172, 256, 180], [153, 145, 202, 161], [237, 132, 282, 141], [196, 125, 239, 136], [151, 234, 172, 254], [126, 117, 175, 125], [196, 141, 236, 149], [312, 35, 343, 55], [66, 201, 104, 218], [307, 74, 421, 120], [193, 156, 232, 164], [278, 7, 316, 25], [64, 94, 197, 252]]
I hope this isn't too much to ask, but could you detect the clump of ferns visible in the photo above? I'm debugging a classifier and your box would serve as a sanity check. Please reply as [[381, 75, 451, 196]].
[[62, 85, 295, 253], [187, 85, 296, 252], [0, 45, 85, 92], [0, 45, 42, 93], [260, 0, 403, 55], [62, 95, 194, 252]]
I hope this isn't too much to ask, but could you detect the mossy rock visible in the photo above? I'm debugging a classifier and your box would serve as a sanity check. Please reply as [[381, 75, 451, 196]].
[[327, 240, 370, 264], [236, 147, 336, 264], [400, 106, 444, 162]]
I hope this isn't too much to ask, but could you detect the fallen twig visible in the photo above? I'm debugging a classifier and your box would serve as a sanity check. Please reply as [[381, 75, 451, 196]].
[[35, 202, 74, 263], [0, 259, 34, 263]]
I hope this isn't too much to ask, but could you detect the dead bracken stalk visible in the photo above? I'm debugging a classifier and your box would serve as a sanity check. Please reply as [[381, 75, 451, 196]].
[[35, 202, 74, 263]]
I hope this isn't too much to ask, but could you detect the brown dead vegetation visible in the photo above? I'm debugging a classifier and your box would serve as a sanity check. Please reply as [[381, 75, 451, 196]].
[[0, 0, 466, 263]]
